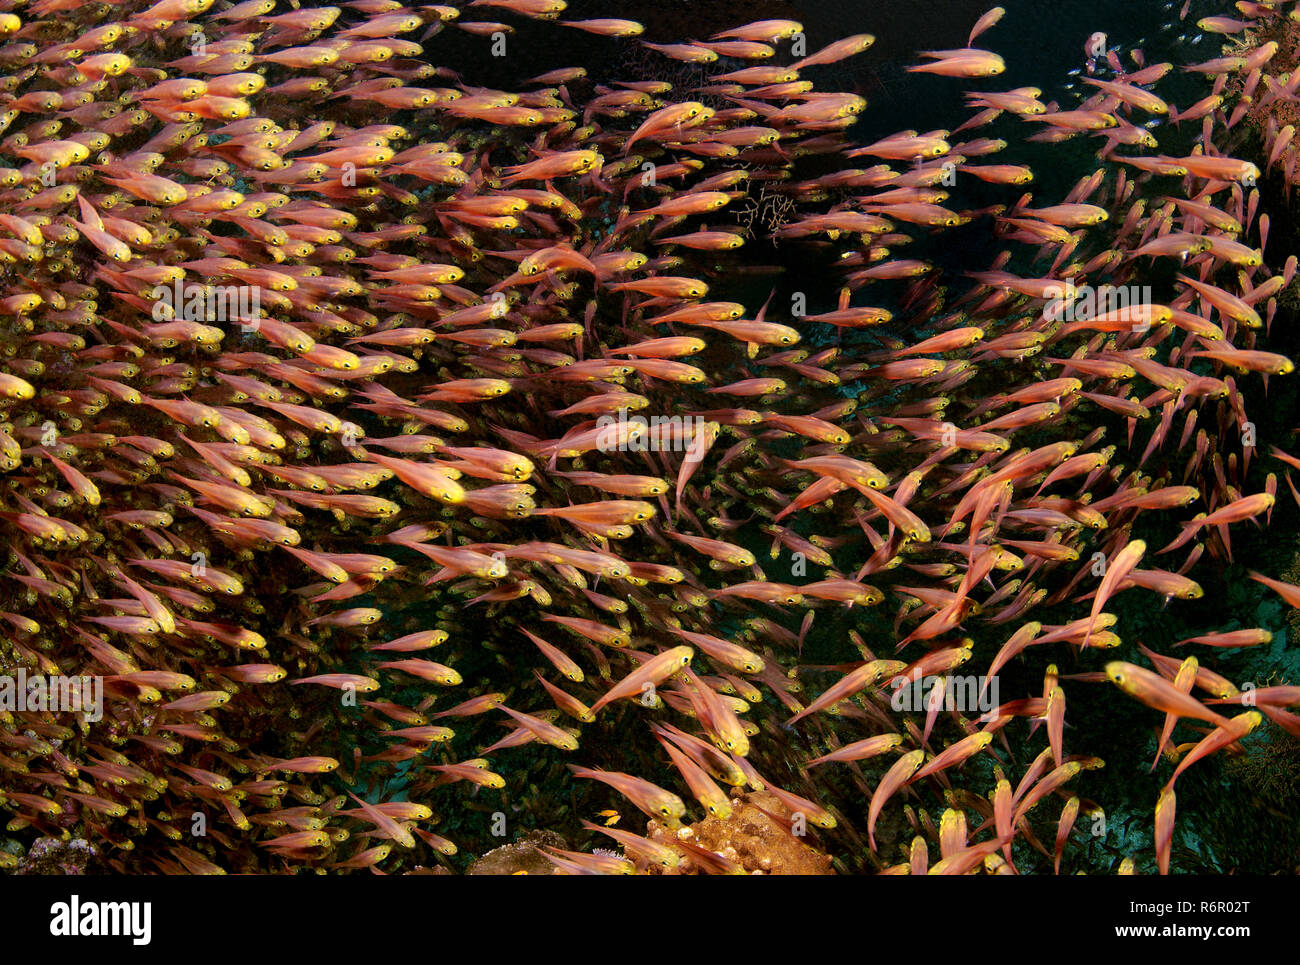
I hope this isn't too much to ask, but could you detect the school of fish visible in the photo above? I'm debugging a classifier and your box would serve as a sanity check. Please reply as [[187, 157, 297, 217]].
[[0, 0, 1298, 875]]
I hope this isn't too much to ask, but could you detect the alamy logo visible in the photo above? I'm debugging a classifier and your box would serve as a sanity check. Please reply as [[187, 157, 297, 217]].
[[151, 278, 259, 323], [595, 409, 713, 453], [1044, 282, 1153, 326], [49, 895, 151, 945], [889, 668, 998, 713], [0, 671, 102, 722]]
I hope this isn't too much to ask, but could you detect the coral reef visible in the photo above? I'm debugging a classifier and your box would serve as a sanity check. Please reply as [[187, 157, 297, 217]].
[[10, 835, 98, 874], [466, 828, 564, 874], [646, 791, 834, 874]]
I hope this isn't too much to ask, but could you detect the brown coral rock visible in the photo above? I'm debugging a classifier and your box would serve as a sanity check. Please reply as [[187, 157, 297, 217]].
[[646, 791, 833, 875], [467, 829, 567, 875]]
